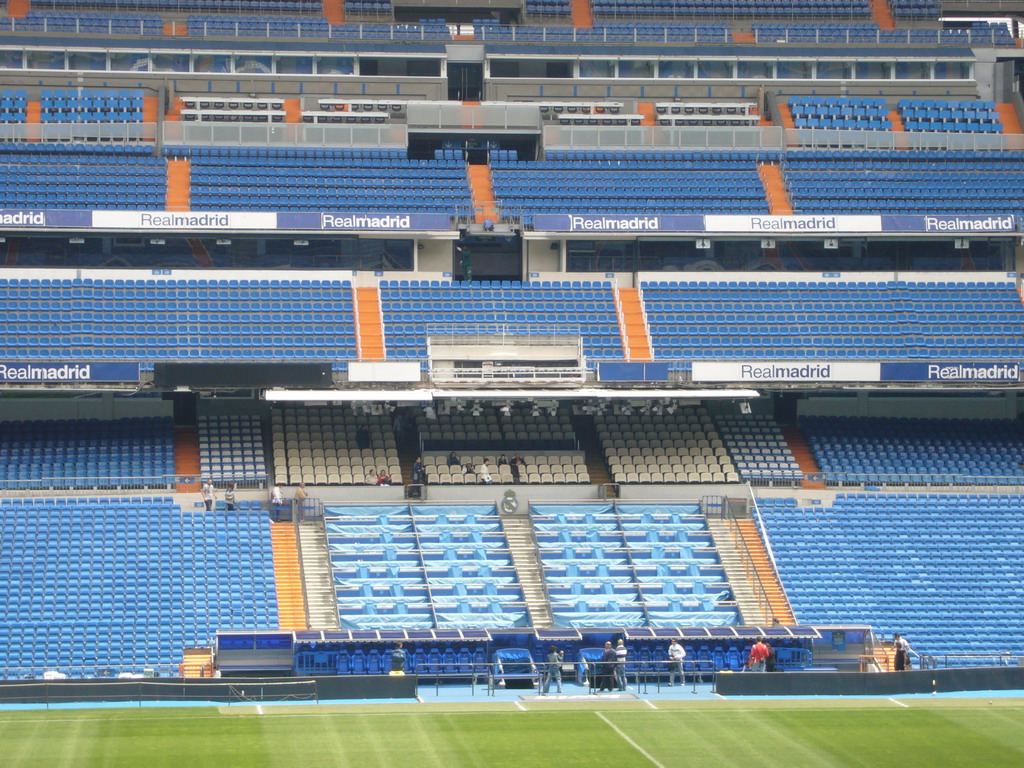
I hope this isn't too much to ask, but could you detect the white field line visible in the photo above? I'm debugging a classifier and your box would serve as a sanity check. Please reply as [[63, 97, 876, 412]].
[[595, 711, 666, 768]]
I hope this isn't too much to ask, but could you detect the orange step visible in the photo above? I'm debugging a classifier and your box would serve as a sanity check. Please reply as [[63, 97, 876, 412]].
[[888, 109, 905, 132], [166, 158, 191, 212], [270, 522, 307, 630], [780, 424, 826, 489], [732, 30, 755, 43], [179, 648, 214, 678], [868, 0, 895, 31], [735, 519, 796, 625], [570, 0, 593, 29], [617, 287, 653, 362], [165, 96, 184, 122], [996, 103, 1023, 134], [758, 164, 792, 215], [25, 102, 41, 124], [163, 21, 188, 36], [173, 426, 201, 493], [143, 96, 158, 123], [775, 102, 795, 130], [284, 98, 302, 123], [637, 102, 656, 127], [468, 164, 499, 226], [355, 286, 386, 361], [6, 0, 30, 18], [322, 0, 345, 24]]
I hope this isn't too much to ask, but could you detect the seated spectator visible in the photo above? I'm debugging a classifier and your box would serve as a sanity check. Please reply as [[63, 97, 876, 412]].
[[478, 459, 493, 484], [497, 454, 509, 466], [376, 469, 393, 486], [462, 461, 476, 476], [511, 453, 526, 468], [365, 469, 379, 485], [447, 450, 461, 467]]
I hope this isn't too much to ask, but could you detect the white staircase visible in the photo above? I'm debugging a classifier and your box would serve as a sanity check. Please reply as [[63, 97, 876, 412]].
[[706, 519, 771, 626], [298, 518, 341, 630], [500, 513, 553, 628]]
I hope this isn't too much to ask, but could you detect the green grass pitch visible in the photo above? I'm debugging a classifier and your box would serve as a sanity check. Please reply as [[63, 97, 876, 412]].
[[2, 698, 1023, 768]]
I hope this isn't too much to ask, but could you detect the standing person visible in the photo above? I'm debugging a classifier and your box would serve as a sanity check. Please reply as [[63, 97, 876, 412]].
[[893, 633, 912, 671], [201, 479, 216, 512], [411, 456, 424, 485], [391, 642, 407, 674], [224, 482, 237, 512], [294, 481, 308, 516], [356, 425, 371, 450], [614, 639, 628, 691], [747, 637, 770, 672], [457, 245, 473, 283], [509, 461, 521, 484], [541, 645, 564, 695], [667, 638, 686, 686], [477, 459, 493, 485], [270, 484, 283, 506], [598, 641, 617, 692]]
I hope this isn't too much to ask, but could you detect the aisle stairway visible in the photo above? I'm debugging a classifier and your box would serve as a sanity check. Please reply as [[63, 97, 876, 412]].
[[570, 414, 614, 494], [173, 426, 200, 493], [617, 287, 653, 361], [179, 647, 214, 678], [758, 164, 792, 215], [780, 425, 826, 489], [707, 518, 794, 625], [270, 522, 307, 630], [500, 514, 553, 628], [298, 519, 341, 630], [355, 286, 385, 360]]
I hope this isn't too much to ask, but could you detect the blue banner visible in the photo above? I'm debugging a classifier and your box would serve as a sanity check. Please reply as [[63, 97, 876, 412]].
[[881, 214, 1017, 233], [0, 210, 92, 228], [0, 362, 141, 382], [879, 362, 1020, 382], [533, 214, 703, 232], [277, 212, 451, 231], [597, 362, 670, 382]]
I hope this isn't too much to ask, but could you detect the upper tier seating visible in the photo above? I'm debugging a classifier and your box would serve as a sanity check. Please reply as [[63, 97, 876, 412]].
[[789, 96, 891, 131], [0, 417, 173, 490], [0, 277, 357, 363], [715, 413, 801, 483], [326, 504, 526, 630], [590, 0, 871, 17], [41, 88, 144, 124], [753, 21, 1014, 45], [534, 502, 737, 628], [759, 493, 1024, 657], [641, 278, 1024, 362], [0, 496, 277, 675], [199, 414, 268, 484], [525, 0, 571, 15], [425, 452, 590, 484], [0, 143, 164, 210], [0, 90, 27, 123], [378, 279, 624, 361], [475, 21, 729, 41], [897, 99, 1001, 134], [187, 14, 331, 37], [784, 150, 1024, 215], [800, 416, 1024, 484], [346, 0, 393, 15], [11, 11, 161, 34], [889, 0, 940, 18], [271, 406, 400, 486], [171, 146, 472, 214], [29, 1, 320, 10], [492, 150, 775, 226], [596, 406, 738, 484]]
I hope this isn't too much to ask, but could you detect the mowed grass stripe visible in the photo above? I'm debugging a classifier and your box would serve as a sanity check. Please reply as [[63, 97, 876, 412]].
[[1, 702, 1023, 768], [598, 708, 1024, 768]]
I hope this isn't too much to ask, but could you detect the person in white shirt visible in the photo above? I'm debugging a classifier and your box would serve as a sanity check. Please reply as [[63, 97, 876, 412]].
[[615, 640, 628, 691], [270, 485, 283, 506], [477, 459, 493, 484], [667, 639, 686, 686], [201, 480, 216, 512]]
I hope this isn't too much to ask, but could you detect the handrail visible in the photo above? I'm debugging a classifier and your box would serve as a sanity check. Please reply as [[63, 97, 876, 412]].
[[707, 494, 779, 625], [292, 500, 312, 631]]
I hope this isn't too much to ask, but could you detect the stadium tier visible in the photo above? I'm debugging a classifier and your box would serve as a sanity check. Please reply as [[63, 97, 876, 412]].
[[800, 416, 1024, 484], [0, 143, 163, 209], [0, 496, 277, 676], [0, 276, 357, 362], [199, 414, 268, 484], [379, 279, 622, 361], [534, 503, 737, 628], [0, 90, 27, 123], [12, 12, 163, 35], [326, 504, 527, 630], [783, 151, 1024, 215], [759, 494, 1024, 657], [715, 414, 802, 483], [173, 147, 471, 213], [641, 278, 1024, 361], [589, 0, 872, 17], [0, 417, 173, 490], [788, 97, 892, 131]]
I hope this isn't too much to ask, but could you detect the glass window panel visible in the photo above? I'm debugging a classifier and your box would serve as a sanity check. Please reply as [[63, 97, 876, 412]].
[[817, 61, 852, 79], [659, 60, 694, 78], [697, 60, 732, 79], [894, 60, 931, 80], [0, 50, 24, 69], [316, 56, 354, 75], [737, 60, 773, 79], [855, 61, 891, 79], [110, 52, 148, 72], [234, 54, 273, 75], [193, 54, 231, 74], [777, 60, 813, 79], [619, 60, 656, 78], [27, 50, 66, 70], [934, 61, 971, 79], [580, 60, 615, 78], [68, 51, 107, 71], [151, 53, 189, 73]]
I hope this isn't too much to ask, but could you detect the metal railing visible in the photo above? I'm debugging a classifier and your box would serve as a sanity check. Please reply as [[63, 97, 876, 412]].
[[407, 103, 542, 132], [0, 664, 181, 681], [0, 475, 267, 497], [544, 124, 784, 151], [429, 366, 587, 384], [753, 29, 1016, 46], [919, 652, 1023, 670], [0, 123, 157, 143], [748, 471, 1024, 491], [785, 127, 1024, 152], [162, 121, 408, 148]]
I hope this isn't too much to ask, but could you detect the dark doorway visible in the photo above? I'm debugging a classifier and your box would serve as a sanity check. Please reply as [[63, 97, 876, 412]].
[[448, 62, 484, 101], [453, 235, 522, 282]]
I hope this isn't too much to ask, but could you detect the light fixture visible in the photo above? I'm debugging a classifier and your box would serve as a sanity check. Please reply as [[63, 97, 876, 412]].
[[293, 239, 309, 246], [69, 237, 85, 244], [216, 239, 232, 245], [149, 238, 165, 245]]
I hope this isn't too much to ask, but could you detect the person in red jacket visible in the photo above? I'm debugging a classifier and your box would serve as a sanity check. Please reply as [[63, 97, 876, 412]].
[[747, 638, 770, 672]]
